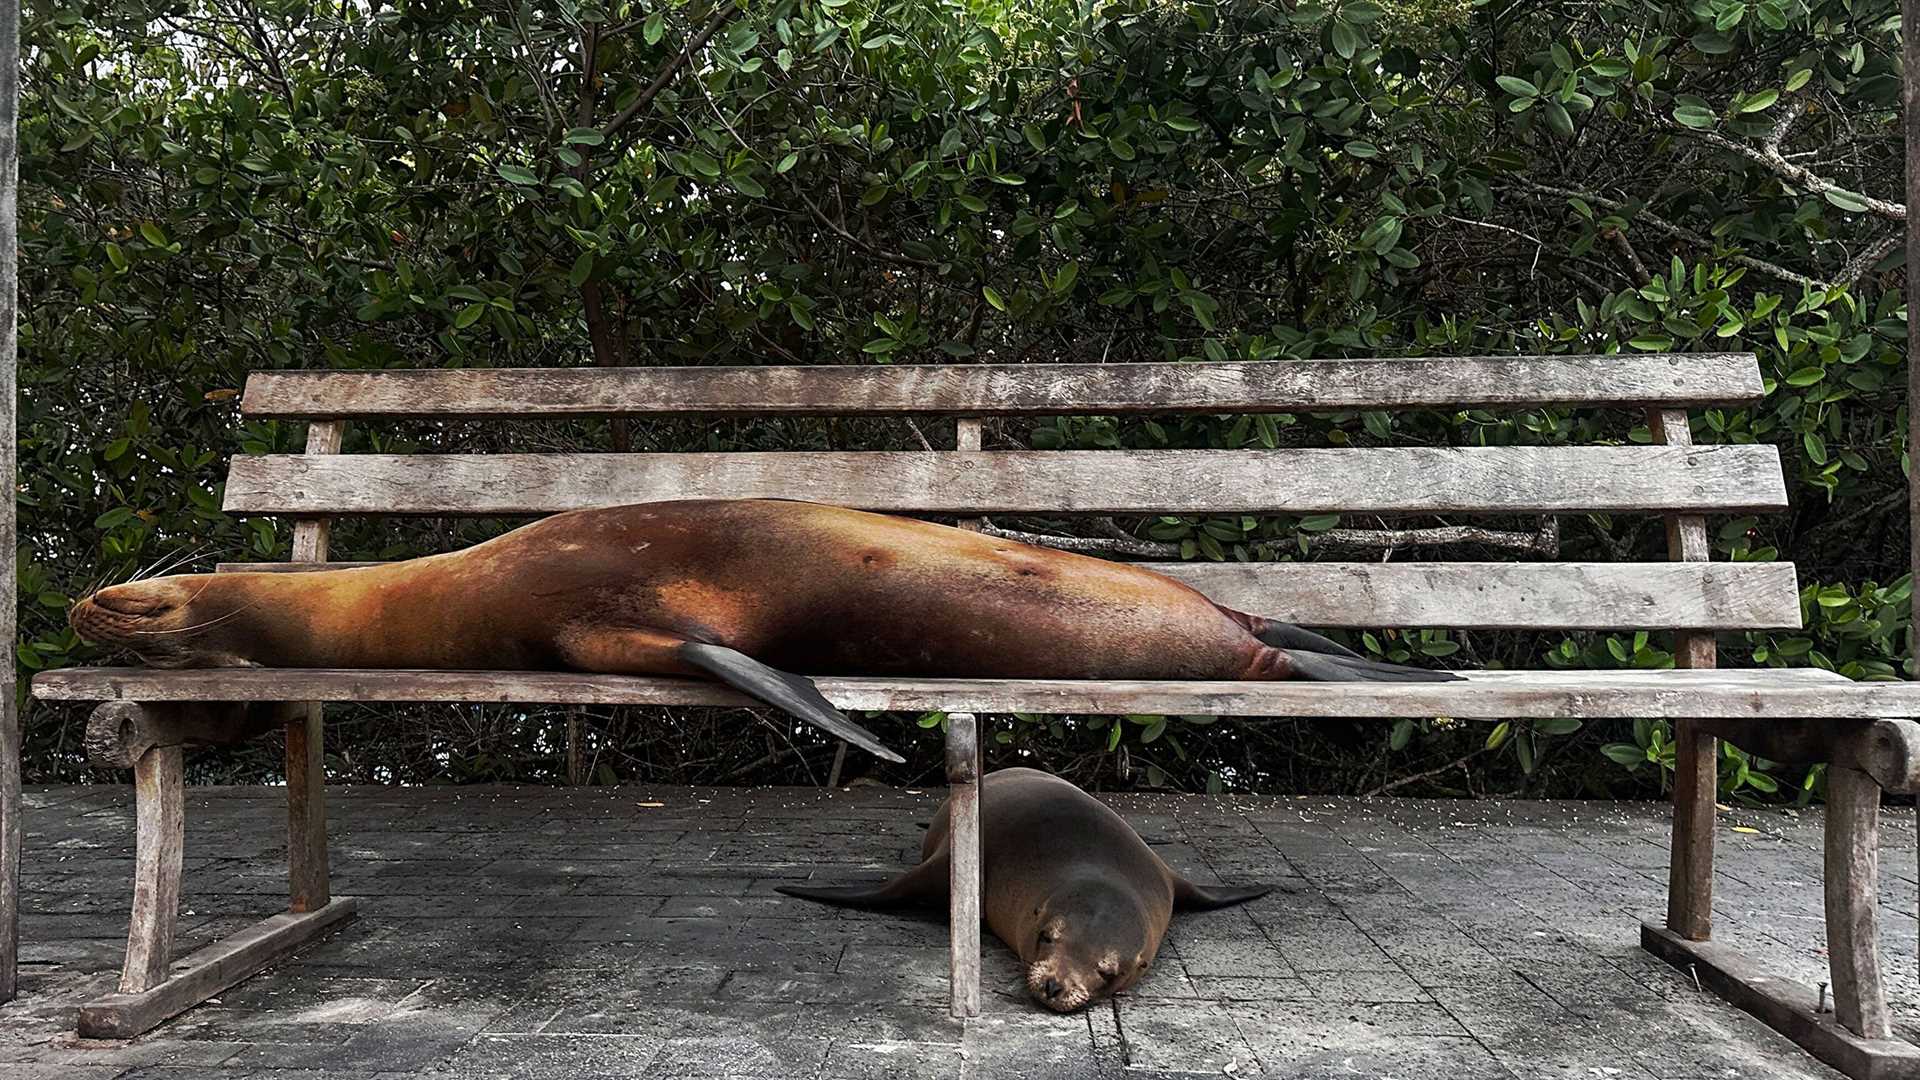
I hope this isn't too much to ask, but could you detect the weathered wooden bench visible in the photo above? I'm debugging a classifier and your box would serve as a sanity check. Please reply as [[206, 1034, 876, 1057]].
[[29, 355, 1920, 1077]]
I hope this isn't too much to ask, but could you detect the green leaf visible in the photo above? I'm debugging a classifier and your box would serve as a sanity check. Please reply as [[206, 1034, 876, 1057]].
[[775, 151, 799, 174], [1536, 717, 1583, 736], [138, 222, 167, 246], [496, 162, 538, 185], [644, 11, 665, 44], [729, 173, 767, 198], [1785, 69, 1813, 92], [1823, 189, 1870, 213], [453, 304, 485, 328], [1783, 366, 1825, 386], [1541, 100, 1573, 137], [1023, 123, 1048, 151], [1330, 20, 1359, 59], [104, 242, 128, 271], [1602, 743, 1648, 767], [564, 127, 605, 145], [1107, 135, 1135, 161], [1051, 262, 1079, 294], [982, 286, 1007, 311], [1737, 89, 1779, 113], [569, 251, 595, 288], [1164, 116, 1204, 133], [1495, 75, 1539, 98], [1389, 719, 1414, 751], [1486, 721, 1511, 750], [1672, 104, 1718, 129]]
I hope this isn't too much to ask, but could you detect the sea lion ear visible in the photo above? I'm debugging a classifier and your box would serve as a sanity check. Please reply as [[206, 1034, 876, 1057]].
[[1171, 878, 1273, 911]]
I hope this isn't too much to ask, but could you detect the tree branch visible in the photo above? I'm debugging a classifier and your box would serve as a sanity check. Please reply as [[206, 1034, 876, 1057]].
[[1512, 181, 1830, 290], [1675, 123, 1906, 222], [975, 521, 1181, 559], [599, 2, 742, 140], [1315, 518, 1560, 558]]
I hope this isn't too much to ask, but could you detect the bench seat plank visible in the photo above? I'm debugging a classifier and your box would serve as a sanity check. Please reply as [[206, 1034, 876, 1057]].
[[223, 446, 1787, 516], [32, 667, 1914, 721], [238, 355, 1764, 419], [210, 560, 1803, 632]]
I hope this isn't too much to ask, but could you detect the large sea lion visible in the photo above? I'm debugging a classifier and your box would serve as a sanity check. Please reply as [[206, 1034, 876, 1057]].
[[69, 499, 1455, 762], [779, 767, 1269, 1011]]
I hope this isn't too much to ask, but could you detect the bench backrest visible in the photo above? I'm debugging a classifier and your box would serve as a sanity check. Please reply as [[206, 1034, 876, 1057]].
[[220, 354, 1798, 634]]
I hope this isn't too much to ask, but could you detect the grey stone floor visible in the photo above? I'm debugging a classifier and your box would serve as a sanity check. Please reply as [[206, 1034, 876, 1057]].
[[3, 783, 1917, 1079]]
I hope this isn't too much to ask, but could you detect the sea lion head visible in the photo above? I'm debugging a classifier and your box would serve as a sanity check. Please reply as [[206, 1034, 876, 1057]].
[[1025, 878, 1158, 1012], [70, 574, 261, 668]]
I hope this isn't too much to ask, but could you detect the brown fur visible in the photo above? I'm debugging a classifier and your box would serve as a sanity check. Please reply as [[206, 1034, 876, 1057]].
[[70, 499, 1287, 680], [777, 768, 1270, 1012]]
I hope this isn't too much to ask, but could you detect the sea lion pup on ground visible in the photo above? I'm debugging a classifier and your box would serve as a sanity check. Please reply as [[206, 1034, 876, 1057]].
[[778, 767, 1269, 1012], [69, 499, 1456, 763]]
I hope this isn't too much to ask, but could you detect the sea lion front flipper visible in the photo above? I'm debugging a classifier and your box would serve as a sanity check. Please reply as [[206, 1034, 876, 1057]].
[[677, 643, 905, 763], [1171, 876, 1273, 911], [775, 855, 950, 909]]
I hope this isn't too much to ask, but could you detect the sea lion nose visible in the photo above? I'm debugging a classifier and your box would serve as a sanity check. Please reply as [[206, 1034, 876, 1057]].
[[1043, 978, 1062, 999]]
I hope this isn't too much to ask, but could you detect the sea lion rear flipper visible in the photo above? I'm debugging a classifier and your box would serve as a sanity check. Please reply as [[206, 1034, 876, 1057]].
[[1283, 650, 1462, 683], [776, 855, 950, 909], [1172, 877, 1273, 911], [1253, 622, 1365, 660], [678, 643, 905, 763]]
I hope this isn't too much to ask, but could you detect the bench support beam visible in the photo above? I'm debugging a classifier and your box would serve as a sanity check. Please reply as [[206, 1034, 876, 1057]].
[[1642, 924, 1920, 1080], [945, 710, 982, 1019], [79, 899, 358, 1040]]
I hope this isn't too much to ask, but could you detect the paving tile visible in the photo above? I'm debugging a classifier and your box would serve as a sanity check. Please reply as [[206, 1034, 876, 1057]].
[[1, 786, 1863, 1080]]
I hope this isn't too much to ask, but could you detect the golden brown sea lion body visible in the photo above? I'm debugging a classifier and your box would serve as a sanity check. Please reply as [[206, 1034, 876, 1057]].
[[779, 767, 1269, 1012], [70, 499, 1452, 760]]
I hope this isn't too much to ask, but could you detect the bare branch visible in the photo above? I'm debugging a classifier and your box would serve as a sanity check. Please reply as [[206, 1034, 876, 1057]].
[[1833, 231, 1903, 291], [975, 522, 1181, 559], [797, 189, 943, 270], [599, 3, 742, 140], [1675, 123, 1906, 222], [1512, 181, 1829, 290], [1315, 518, 1560, 558]]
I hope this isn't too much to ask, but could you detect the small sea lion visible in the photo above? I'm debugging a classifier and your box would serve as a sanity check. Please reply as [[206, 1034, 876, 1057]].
[[778, 767, 1269, 1011], [69, 499, 1455, 762]]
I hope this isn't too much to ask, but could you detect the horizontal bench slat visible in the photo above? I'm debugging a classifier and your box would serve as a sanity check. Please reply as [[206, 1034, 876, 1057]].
[[238, 355, 1762, 419], [31, 667, 1916, 720], [222, 446, 1787, 516], [210, 560, 1802, 631]]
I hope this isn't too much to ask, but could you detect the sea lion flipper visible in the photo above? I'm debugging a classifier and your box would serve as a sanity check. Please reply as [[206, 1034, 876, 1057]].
[[776, 856, 949, 909], [678, 643, 905, 763], [1171, 877, 1273, 911], [1283, 650, 1462, 683], [1252, 621, 1365, 660]]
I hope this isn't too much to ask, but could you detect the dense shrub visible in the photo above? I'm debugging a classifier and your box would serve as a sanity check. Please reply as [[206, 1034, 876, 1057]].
[[18, 0, 1911, 796]]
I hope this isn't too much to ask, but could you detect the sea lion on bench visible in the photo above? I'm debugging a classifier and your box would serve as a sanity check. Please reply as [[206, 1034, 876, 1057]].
[[778, 767, 1269, 1011], [69, 499, 1457, 763]]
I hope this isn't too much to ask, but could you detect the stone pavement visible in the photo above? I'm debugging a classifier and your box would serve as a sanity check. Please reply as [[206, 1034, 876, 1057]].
[[3, 782, 1916, 1079]]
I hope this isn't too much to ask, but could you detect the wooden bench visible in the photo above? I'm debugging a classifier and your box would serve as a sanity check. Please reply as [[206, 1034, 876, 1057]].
[[29, 354, 1920, 1078]]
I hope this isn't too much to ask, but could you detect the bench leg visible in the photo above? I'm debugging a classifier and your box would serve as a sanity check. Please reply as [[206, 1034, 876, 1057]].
[[77, 704, 356, 1040], [945, 711, 982, 1019], [286, 702, 331, 912], [1824, 765, 1891, 1040], [119, 745, 185, 993], [1644, 723, 1920, 1080], [1665, 719, 1717, 941]]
